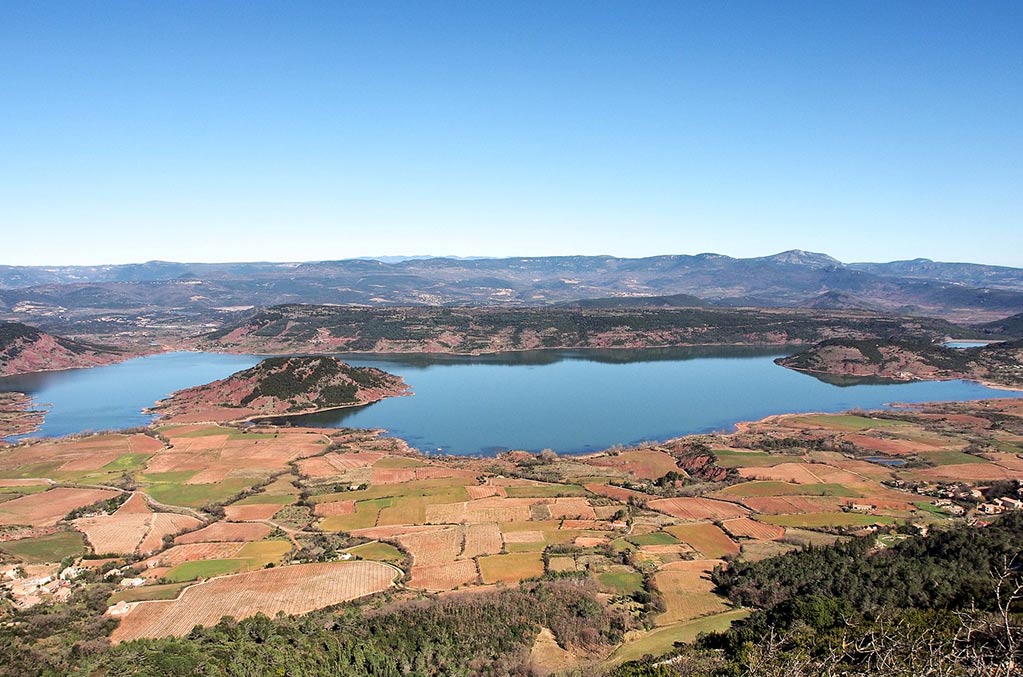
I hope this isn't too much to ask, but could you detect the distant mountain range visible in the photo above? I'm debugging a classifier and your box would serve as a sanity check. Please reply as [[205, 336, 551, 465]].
[[1, 251, 1021, 332]]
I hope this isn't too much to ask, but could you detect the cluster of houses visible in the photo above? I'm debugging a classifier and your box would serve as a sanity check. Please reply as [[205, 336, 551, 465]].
[[1, 562, 81, 608], [882, 478, 1023, 518], [977, 496, 1023, 515], [886, 479, 986, 502], [1, 557, 155, 609]]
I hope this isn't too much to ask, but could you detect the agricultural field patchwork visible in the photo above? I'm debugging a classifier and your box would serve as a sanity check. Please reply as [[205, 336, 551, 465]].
[[3, 399, 1022, 661]]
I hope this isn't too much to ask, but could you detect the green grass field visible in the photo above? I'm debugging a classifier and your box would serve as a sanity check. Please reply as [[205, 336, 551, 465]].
[[345, 541, 404, 562], [760, 512, 898, 528], [0, 484, 50, 502], [627, 532, 679, 547], [162, 426, 276, 440], [101, 453, 153, 472], [788, 414, 906, 431], [319, 497, 395, 531], [233, 492, 297, 505], [164, 558, 248, 582], [310, 478, 469, 505], [715, 481, 862, 498], [236, 540, 292, 564], [0, 461, 65, 480], [598, 568, 644, 595], [0, 531, 85, 563], [372, 456, 425, 468], [609, 609, 751, 665], [919, 450, 989, 465], [504, 484, 587, 498], [665, 523, 738, 559], [478, 552, 544, 584], [108, 581, 193, 605], [713, 450, 789, 468], [144, 477, 260, 508]]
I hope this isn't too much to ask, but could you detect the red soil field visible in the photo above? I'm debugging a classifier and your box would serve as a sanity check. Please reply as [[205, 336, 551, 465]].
[[737, 463, 841, 484], [296, 451, 386, 477], [982, 454, 1023, 472], [129, 434, 166, 455], [666, 523, 740, 558], [58, 450, 125, 471], [312, 500, 356, 517], [175, 522, 272, 544], [224, 504, 283, 521], [658, 558, 724, 572], [74, 514, 152, 554], [370, 466, 475, 485], [547, 498, 596, 520], [653, 560, 728, 626], [74, 508, 200, 556], [501, 530, 545, 543], [466, 485, 507, 500], [584, 483, 650, 503], [295, 457, 342, 478], [561, 519, 615, 530], [647, 497, 748, 521], [148, 429, 326, 478], [114, 492, 152, 514], [916, 463, 1017, 481], [349, 524, 439, 540], [411, 560, 479, 591], [327, 452, 387, 469], [425, 497, 535, 524], [588, 449, 682, 480], [459, 523, 503, 559], [143, 542, 244, 567], [0, 487, 119, 527], [0, 433, 147, 473], [110, 561, 397, 642], [137, 514, 204, 554], [370, 467, 417, 484], [843, 434, 945, 455], [721, 518, 785, 541], [393, 526, 463, 565], [741, 496, 842, 515], [184, 467, 233, 484], [0, 479, 52, 487]]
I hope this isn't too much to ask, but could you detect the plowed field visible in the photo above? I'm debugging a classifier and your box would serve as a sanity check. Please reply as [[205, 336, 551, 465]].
[[111, 561, 396, 642]]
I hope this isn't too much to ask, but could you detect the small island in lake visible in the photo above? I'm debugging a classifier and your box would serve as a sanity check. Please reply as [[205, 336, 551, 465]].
[[149, 355, 411, 423]]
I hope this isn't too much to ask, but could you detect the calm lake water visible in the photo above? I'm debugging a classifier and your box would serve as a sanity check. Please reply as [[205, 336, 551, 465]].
[[1, 348, 1020, 454]]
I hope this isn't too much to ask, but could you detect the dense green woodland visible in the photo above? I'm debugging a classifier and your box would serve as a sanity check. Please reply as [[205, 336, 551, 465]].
[[2, 517, 1021, 676], [202, 304, 979, 353], [615, 513, 1023, 676], [1, 579, 623, 676]]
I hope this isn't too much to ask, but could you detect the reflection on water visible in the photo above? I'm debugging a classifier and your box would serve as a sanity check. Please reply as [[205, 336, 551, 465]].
[[2, 348, 1020, 455]]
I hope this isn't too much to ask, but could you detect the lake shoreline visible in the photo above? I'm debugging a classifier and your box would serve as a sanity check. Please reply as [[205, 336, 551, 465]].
[[5, 349, 1021, 451]]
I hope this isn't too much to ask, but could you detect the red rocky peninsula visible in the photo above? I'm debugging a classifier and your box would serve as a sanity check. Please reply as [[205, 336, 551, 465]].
[[149, 355, 410, 424]]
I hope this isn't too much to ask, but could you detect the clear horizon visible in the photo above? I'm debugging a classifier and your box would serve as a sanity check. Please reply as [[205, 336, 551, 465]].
[[2, 248, 1021, 269], [2, 2, 1020, 267]]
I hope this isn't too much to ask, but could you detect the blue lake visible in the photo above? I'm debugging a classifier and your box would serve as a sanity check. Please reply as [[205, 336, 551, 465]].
[[1, 347, 1019, 455]]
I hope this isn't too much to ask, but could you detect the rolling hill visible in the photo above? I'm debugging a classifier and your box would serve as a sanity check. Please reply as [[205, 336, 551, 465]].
[[0, 322, 127, 377]]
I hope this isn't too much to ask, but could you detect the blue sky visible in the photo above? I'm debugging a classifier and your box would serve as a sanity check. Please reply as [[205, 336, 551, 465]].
[[1, 1, 1020, 266]]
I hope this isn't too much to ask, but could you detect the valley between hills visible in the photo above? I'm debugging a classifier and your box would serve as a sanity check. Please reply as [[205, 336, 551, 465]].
[[0, 254, 1022, 675]]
